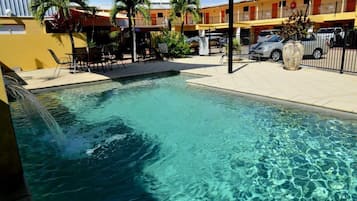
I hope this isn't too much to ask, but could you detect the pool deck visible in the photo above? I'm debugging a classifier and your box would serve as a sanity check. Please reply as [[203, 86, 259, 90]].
[[16, 55, 357, 115]]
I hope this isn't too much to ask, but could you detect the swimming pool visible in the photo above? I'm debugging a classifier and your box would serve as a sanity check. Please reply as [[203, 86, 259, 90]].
[[11, 74, 357, 201]]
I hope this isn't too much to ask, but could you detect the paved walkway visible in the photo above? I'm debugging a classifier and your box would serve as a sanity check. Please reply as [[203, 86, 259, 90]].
[[17, 55, 357, 115]]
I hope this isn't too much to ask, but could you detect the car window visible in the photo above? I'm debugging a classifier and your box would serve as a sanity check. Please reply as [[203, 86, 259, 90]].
[[259, 30, 280, 37], [301, 34, 316, 41], [259, 31, 271, 37], [317, 28, 334, 33], [266, 35, 282, 42]]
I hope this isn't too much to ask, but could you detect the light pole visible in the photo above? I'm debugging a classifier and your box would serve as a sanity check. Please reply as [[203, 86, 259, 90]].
[[228, 0, 234, 73]]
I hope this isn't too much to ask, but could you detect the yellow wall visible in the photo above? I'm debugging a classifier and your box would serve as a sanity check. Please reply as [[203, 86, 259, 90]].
[[0, 17, 87, 71]]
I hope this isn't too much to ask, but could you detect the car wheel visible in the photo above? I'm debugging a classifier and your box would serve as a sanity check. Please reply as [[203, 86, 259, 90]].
[[329, 39, 334, 48], [313, 49, 322, 59], [271, 50, 281, 62]]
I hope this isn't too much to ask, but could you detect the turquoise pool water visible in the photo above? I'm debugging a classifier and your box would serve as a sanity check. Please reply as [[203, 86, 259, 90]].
[[11, 74, 357, 201]]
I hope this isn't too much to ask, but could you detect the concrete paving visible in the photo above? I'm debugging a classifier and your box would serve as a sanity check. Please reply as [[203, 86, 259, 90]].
[[16, 55, 357, 115]]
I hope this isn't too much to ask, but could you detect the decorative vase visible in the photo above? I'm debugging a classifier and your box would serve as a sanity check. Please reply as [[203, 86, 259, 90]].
[[282, 40, 304, 70]]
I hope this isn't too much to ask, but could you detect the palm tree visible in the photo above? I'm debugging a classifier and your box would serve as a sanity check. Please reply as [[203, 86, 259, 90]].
[[110, 0, 150, 63], [170, 0, 200, 35], [31, 0, 88, 53]]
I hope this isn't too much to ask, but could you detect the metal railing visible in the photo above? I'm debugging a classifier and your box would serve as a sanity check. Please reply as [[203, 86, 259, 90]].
[[300, 27, 357, 74], [134, 3, 354, 27], [317, 2, 343, 14]]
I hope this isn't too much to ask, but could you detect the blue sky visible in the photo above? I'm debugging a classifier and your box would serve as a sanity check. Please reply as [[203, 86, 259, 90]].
[[88, 0, 232, 9]]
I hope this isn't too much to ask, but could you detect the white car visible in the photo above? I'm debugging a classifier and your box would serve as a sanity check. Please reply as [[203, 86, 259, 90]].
[[316, 27, 345, 47], [250, 34, 329, 61]]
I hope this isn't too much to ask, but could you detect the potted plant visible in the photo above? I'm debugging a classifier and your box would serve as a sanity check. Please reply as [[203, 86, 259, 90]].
[[280, 6, 311, 70]]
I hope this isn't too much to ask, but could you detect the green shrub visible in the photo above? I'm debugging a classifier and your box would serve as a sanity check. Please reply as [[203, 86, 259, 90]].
[[153, 31, 190, 57], [225, 38, 241, 54]]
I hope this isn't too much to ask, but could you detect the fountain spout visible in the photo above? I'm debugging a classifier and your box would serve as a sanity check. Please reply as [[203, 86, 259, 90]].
[[0, 71, 31, 201], [3, 74, 65, 148]]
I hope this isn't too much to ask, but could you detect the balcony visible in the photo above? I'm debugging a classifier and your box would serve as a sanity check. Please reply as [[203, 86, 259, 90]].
[[135, 17, 168, 26], [133, 1, 356, 27], [316, 2, 343, 14]]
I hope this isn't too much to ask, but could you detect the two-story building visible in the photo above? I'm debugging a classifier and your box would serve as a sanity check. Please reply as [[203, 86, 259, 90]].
[[197, 0, 356, 41]]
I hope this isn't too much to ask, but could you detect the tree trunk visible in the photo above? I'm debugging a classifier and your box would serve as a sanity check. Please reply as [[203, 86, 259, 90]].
[[69, 30, 75, 54], [128, 10, 136, 63], [64, 9, 75, 54], [132, 18, 137, 63], [181, 21, 184, 35]]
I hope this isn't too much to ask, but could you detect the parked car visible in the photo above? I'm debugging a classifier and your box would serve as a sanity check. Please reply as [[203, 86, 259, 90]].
[[186, 36, 222, 50], [257, 29, 280, 43], [186, 36, 200, 53], [316, 27, 345, 48], [250, 34, 328, 61], [249, 35, 283, 55]]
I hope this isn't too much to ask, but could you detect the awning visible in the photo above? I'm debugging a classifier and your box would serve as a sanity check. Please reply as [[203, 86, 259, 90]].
[[69, 9, 128, 27]]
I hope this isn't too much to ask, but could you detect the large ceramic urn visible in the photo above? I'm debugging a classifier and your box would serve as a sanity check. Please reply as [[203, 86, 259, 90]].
[[282, 40, 304, 70]]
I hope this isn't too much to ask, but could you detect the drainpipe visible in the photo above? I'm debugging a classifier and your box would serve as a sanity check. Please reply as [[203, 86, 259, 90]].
[[280, 1, 283, 18], [0, 70, 31, 201]]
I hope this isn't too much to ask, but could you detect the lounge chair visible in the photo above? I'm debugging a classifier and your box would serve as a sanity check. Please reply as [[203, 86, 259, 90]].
[[48, 49, 71, 78]]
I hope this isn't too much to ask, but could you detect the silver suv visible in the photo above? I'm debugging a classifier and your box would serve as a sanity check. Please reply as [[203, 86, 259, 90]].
[[316, 27, 345, 47], [250, 34, 328, 61]]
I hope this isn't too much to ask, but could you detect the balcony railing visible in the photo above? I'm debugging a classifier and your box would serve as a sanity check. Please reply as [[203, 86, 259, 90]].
[[133, 1, 355, 27], [135, 17, 168, 26], [314, 2, 343, 15]]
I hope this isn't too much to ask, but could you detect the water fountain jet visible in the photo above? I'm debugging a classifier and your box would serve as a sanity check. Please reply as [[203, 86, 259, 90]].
[[3, 74, 65, 148]]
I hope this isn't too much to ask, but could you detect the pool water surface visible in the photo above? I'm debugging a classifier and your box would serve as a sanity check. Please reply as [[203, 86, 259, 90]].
[[11, 74, 357, 201]]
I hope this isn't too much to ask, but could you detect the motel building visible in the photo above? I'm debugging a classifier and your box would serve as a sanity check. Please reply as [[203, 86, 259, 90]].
[[0, 0, 357, 71]]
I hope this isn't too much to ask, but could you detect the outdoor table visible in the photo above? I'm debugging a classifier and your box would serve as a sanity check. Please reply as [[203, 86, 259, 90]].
[[66, 53, 90, 73]]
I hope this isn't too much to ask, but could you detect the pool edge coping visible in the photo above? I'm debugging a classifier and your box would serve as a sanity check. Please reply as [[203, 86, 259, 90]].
[[28, 70, 180, 93], [25, 69, 357, 119], [186, 80, 357, 120]]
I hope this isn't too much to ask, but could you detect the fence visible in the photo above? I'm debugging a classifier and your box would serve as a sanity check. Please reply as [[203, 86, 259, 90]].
[[200, 27, 357, 74], [301, 27, 357, 74]]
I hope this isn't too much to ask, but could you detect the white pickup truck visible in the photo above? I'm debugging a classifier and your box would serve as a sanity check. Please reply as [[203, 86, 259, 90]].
[[316, 27, 345, 48]]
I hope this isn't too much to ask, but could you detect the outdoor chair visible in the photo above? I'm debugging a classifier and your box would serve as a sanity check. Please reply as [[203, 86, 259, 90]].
[[102, 46, 126, 70], [158, 43, 169, 59], [73, 47, 89, 72], [88, 47, 106, 72], [48, 49, 71, 78]]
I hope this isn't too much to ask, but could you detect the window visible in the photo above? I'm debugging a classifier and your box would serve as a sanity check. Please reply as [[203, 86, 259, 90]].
[[279, 1, 286, 7], [157, 13, 163, 18], [243, 6, 249, 12], [45, 20, 66, 33], [0, 24, 25, 34], [304, 0, 310, 4], [225, 9, 229, 14]]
